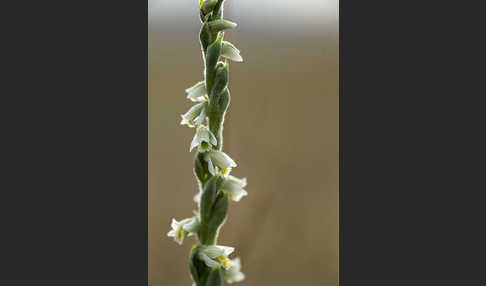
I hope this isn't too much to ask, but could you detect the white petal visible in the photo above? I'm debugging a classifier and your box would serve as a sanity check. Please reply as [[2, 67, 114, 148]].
[[190, 134, 199, 152], [167, 230, 176, 237], [171, 218, 179, 230], [194, 104, 207, 125], [182, 217, 198, 233], [227, 272, 245, 283], [198, 126, 212, 142], [238, 177, 247, 188], [187, 91, 207, 102], [203, 245, 225, 258], [208, 129, 217, 145], [206, 155, 216, 175], [221, 41, 243, 62], [219, 246, 235, 256], [225, 257, 244, 283], [223, 52, 243, 62], [181, 102, 206, 127], [229, 257, 241, 271], [210, 151, 237, 169], [186, 81, 207, 102], [198, 252, 221, 268], [187, 92, 206, 102], [179, 219, 191, 226], [180, 115, 191, 126], [231, 189, 248, 202], [185, 81, 204, 93], [222, 176, 247, 191]]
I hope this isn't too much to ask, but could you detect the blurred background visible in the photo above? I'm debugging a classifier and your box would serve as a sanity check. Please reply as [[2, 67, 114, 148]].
[[149, 0, 338, 285]]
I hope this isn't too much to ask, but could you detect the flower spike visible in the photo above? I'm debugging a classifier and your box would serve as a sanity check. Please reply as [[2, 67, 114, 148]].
[[168, 1, 248, 284]]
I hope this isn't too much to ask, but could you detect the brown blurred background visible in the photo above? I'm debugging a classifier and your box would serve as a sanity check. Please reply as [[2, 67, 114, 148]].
[[149, 0, 338, 285]]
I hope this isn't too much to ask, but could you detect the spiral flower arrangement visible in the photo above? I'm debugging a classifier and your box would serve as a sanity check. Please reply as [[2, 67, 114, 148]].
[[167, 1, 247, 285]]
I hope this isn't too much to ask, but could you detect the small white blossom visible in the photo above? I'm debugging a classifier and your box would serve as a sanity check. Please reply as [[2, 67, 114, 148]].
[[198, 245, 235, 269], [190, 125, 217, 152], [221, 41, 243, 62], [204, 150, 237, 175], [167, 217, 199, 245], [185, 81, 207, 102], [225, 257, 245, 284], [221, 175, 248, 202], [181, 102, 207, 128]]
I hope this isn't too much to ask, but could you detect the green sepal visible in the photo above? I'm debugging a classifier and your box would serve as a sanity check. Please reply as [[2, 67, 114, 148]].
[[205, 191, 229, 244], [200, 176, 220, 224], [214, 87, 230, 112], [205, 266, 224, 286], [199, 176, 229, 244], [199, 20, 212, 53], [194, 152, 211, 184], [204, 36, 223, 95], [200, 0, 218, 14], [210, 0, 225, 21], [208, 87, 230, 150], [190, 244, 210, 286], [208, 19, 237, 33], [210, 62, 229, 99]]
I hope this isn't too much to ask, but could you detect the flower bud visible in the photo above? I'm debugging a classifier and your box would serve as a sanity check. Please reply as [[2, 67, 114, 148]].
[[208, 19, 237, 33], [200, 0, 218, 14], [221, 41, 243, 62]]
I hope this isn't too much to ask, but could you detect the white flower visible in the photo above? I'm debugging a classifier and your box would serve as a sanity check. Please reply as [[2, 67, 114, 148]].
[[198, 245, 235, 269], [204, 150, 237, 175], [181, 102, 207, 128], [190, 125, 217, 152], [167, 217, 199, 245], [221, 41, 243, 62], [185, 81, 207, 102], [225, 257, 245, 284], [221, 175, 248, 202]]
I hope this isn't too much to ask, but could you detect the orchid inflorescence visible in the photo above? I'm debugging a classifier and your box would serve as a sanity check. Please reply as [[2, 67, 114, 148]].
[[167, 1, 247, 285]]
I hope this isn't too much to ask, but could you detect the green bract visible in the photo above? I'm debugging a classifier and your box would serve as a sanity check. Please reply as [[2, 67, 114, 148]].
[[168, 1, 247, 285]]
